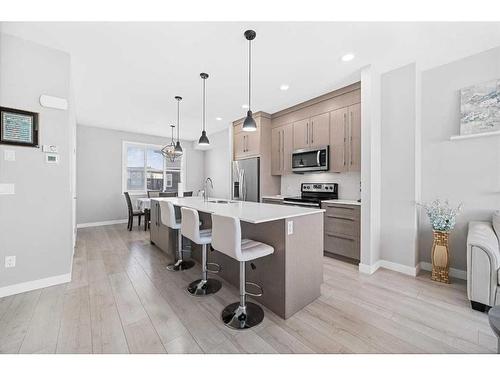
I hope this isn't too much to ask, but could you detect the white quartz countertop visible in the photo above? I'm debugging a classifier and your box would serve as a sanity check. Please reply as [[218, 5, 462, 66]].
[[152, 197, 324, 224], [322, 199, 361, 206]]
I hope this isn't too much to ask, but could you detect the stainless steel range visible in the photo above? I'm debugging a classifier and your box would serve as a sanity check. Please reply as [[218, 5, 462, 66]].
[[283, 183, 338, 208]]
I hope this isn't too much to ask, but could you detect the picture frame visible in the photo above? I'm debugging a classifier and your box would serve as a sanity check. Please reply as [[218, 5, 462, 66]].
[[0, 106, 39, 147]]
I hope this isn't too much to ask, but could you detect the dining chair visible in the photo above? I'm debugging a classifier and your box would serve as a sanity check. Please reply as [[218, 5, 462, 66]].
[[124, 192, 145, 231], [159, 192, 178, 197], [147, 190, 161, 198]]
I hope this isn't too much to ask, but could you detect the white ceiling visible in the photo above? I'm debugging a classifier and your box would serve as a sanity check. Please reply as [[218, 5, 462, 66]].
[[2, 22, 500, 140]]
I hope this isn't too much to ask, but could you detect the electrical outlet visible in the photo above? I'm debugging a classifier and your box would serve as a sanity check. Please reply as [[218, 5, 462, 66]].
[[5, 256, 16, 268], [287, 220, 294, 235]]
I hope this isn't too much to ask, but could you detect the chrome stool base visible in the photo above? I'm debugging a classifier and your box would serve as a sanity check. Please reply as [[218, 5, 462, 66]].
[[187, 278, 222, 296], [221, 301, 264, 330], [166, 259, 195, 272]]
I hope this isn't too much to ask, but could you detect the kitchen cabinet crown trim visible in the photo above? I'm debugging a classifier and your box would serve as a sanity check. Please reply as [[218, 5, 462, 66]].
[[271, 82, 360, 120]]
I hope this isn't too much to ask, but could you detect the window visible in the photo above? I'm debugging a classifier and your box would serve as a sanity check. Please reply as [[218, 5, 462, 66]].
[[122, 141, 184, 194]]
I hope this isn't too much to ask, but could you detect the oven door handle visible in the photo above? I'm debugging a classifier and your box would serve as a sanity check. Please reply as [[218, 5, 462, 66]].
[[317, 150, 321, 167], [282, 200, 319, 208]]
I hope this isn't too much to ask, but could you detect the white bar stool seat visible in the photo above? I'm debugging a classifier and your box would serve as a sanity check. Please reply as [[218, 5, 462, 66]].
[[159, 201, 195, 271], [181, 207, 222, 296], [211, 213, 274, 329]]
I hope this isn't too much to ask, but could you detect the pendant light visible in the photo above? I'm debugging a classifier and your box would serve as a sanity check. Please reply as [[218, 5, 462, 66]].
[[174, 96, 183, 156], [198, 73, 210, 146], [242, 29, 257, 132], [161, 124, 177, 162]]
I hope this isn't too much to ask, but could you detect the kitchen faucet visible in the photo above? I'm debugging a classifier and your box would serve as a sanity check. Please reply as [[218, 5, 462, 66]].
[[203, 177, 213, 202]]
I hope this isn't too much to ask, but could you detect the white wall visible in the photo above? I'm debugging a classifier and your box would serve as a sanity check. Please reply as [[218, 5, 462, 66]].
[[76, 124, 205, 225], [380, 63, 418, 269], [202, 128, 232, 199], [0, 33, 73, 291], [419, 46, 500, 271]]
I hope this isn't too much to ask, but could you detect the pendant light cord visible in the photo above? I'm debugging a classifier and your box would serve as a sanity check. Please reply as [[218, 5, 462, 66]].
[[177, 100, 180, 142], [202, 77, 206, 132], [248, 38, 252, 111]]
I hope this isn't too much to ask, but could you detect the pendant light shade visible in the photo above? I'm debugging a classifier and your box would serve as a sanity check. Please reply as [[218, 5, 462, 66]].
[[161, 124, 177, 162], [242, 30, 257, 132], [174, 96, 183, 155], [198, 73, 210, 146]]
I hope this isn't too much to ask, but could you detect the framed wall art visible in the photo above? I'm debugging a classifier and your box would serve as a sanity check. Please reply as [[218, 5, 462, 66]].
[[0, 106, 39, 147]]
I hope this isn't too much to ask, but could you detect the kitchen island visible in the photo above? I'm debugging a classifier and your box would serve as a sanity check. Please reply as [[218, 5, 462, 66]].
[[149, 197, 324, 319]]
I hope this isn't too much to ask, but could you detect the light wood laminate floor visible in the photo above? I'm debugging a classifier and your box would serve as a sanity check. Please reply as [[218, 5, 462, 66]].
[[0, 224, 496, 354]]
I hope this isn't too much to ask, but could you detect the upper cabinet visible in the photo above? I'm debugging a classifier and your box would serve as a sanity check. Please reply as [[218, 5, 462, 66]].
[[233, 123, 260, 159], [271, 123, 293, 176], [330, 103, 361, 172], [292, 112, 330, 151]]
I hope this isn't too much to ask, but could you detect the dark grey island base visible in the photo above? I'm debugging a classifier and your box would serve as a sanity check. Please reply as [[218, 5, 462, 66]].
[[149, 198, 324, 319]]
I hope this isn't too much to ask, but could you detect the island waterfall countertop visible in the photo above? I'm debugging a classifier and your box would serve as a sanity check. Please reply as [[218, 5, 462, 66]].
[[151, 196, 324, 224]]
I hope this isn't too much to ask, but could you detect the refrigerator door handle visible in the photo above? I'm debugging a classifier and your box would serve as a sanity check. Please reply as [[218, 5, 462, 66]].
[[242, 170, 246, 201], [238, 170, 243, 200]]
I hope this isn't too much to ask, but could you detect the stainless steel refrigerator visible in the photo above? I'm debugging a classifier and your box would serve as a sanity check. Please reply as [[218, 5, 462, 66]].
[[232, 157, 260, 202]]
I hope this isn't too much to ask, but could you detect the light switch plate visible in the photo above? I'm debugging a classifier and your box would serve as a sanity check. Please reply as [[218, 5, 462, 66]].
[[5, 256, 16, 268], [42, 145, 58, 153], [0, 183, 15, 195], [4, 150, 15, 161], [287, 220, 294, 235]]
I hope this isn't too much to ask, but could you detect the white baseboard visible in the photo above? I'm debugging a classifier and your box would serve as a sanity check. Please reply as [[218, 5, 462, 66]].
[[358, 261, 381, 275], [419, 261, 467, 280], [359, 260, 419, 277], [77, 219, 128, 228], [0, 273, 72, 298]]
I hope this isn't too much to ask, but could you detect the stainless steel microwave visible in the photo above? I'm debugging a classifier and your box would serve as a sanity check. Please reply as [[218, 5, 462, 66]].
[[292, 146, 329, 173]]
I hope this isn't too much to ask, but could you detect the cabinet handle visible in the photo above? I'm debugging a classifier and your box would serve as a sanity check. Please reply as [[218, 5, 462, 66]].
[[327, 215, 355, 221], [326, 204, 355, 210], [350, 111, 353, 166], [343, 113, 347, 166], [306, 122, 309, 145], [311, 121, 314, 144], [326, 232, 355, 241]]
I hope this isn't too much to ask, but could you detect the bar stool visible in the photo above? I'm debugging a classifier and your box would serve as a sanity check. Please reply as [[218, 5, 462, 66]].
[[181, 207, 222, 296], [211, 214, 274, 329], [159, 201, 195, 271]]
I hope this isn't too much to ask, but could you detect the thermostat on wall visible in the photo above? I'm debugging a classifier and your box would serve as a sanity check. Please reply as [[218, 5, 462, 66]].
[[45, 153, 59, 164]]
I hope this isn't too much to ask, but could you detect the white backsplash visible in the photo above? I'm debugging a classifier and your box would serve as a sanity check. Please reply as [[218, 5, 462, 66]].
[[281, 171, 361, 200]]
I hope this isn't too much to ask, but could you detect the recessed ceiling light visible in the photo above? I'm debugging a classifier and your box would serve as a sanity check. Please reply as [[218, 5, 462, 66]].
[[216, 117, 222, 121], [341, 53, 355, 62], [280, 84, 290, 91], [242, 104, 249, 109]]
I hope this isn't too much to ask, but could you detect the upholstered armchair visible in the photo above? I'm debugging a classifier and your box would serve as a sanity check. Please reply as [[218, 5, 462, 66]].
[[467, 212, 500, 311]]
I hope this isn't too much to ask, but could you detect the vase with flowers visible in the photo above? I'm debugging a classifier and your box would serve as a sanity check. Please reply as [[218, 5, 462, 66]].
[[418, 199, 463, 283]]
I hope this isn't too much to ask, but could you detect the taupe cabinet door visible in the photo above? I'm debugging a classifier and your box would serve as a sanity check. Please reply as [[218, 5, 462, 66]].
[[348, 103, 361, 171], [271, 127, 281, 175], [234, 128, 260, 160], [329, 103, 361, 172], [234, 132, 246, 159], [245, 130, 260, 157], [309, 112, 330, 147], [330, 107, 348, 172], [292, 118, 309, 150], [271, 123, 293, 176]]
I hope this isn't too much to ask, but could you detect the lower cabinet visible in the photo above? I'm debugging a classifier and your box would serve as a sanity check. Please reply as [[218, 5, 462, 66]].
[[149, 200, 177, 258], [321, 202, 360, 262]]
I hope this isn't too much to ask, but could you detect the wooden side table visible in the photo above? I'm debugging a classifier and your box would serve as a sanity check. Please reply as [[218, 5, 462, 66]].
[[488, 306, 500, 354]]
